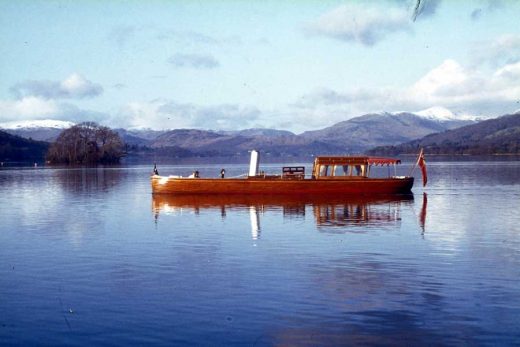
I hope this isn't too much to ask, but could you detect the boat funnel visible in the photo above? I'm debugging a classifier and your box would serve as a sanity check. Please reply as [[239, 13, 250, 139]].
[[249, 150, 260, 176]]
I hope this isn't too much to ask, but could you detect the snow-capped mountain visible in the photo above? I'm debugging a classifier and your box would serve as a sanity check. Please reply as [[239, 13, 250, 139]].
[[371, 107, 477, 123], [0, 119, 75, 142], [0, 119, 75, 130], [0, 107, 478, 152], [414, 106, 477, 122], [300, 108, 476, 152]]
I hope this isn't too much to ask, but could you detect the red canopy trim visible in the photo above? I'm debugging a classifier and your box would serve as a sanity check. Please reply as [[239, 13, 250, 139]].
[[314, 156, 369, 166], [314, 156, 401, 166]]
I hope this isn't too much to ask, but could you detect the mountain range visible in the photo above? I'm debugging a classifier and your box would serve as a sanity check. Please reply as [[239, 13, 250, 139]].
[[7, 107, 520, 160], [0, 129, 49, 162], [368, 112, 520, 156], [0, 107, 479, 159], [0, 120, 74, 142], [300, 110, 473, 153], [143, 109, 475, 157]]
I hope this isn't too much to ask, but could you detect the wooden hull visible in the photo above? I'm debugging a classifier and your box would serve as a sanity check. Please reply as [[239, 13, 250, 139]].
[[151, 176, 414, 195]]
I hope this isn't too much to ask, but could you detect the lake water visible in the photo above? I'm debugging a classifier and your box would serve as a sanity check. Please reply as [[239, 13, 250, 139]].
[[1, 160, 520, 346]]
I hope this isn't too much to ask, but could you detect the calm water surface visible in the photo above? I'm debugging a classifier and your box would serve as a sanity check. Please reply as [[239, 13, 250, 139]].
[[1, 160, 520, 346]]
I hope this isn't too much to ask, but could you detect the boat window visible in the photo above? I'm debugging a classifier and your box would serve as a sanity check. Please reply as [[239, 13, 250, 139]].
[[315, 162, 369, 177], [352, 165, 367, 176], [319, 165, 329, 177], [368, 164, 394, 178]]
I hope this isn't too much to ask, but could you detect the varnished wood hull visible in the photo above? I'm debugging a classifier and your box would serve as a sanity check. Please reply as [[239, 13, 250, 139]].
[[151, 176, 414, 195]]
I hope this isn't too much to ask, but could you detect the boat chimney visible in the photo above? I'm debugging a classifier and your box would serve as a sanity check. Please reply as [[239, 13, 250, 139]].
[[249, 150, 260, 176]]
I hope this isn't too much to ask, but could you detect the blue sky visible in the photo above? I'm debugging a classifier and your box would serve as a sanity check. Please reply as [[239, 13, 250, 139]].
[[1, 0, 520, 133]]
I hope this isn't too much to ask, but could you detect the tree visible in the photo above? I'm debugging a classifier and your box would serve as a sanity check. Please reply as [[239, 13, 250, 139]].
[[47, 122, 124, 164]]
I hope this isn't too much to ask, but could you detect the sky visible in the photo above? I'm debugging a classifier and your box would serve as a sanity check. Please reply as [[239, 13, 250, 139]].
[[1, 0, 520, 133]]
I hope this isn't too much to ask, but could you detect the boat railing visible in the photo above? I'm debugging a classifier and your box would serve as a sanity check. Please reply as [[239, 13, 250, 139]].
[[229, 173, 249, 178]]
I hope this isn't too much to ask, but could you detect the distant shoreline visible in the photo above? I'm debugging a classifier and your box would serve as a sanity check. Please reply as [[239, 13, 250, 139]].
[[3, 153, 520, 169]]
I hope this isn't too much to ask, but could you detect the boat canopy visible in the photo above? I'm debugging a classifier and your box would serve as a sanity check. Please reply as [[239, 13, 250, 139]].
[[312, 156, 402, 179], [314, 156, 401, 166]]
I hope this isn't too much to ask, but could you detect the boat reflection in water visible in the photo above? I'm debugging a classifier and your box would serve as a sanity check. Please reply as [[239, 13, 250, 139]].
[[313, 198, 410, 232], [152, 194, 416, 238]]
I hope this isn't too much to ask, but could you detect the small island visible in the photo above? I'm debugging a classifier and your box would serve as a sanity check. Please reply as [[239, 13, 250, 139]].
[[46, 122, 124, 164]]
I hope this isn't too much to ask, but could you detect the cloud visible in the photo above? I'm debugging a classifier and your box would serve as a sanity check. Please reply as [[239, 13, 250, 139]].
[[10, 73, 103, 100], [412, 59, 478, 97], [305, 3, 411, 46], [493, 61, 520, 84], [293, 88, 385, 109], [0, 96, 108, 123], [294, 59, 520, 119], [470, 0, 505, 21], [305, 1, 443, 45], [167, 53, 220, 69], [116, 99, 260, 130], [472, 34, 520, 67], [0, 97, 59, 119]]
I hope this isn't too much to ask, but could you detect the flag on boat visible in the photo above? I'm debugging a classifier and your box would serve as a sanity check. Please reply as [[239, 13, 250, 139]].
[[416, 148, 427, 187]]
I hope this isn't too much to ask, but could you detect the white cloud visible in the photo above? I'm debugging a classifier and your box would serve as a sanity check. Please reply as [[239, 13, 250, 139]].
[[10, 73, 103, 100], [306, 3, 411, 46], [116, 99, 261, 130], [294, 59, 520, 120], [494, 61, 520, 81], [411, 59, 482, 98], [409, 60, 520, 110], [60, 74, 102, 98], [0, 96, 107, 123], [472, 34, 520, 66], [0, 97, 59, 119]]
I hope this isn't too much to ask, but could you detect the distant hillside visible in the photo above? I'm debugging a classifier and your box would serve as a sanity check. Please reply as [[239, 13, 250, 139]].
[[368, 112, 520, 155], [1, 108, 484, 161], [301, 112, 474, 153], [0, 119, 74, 142], [218, 128, 295, 137], [146, 111, 475, 157], [115, 129, 153, 146], [0, 130, 49, 162], [150, 129, 342, 157], [3, 128, 63, 142], [126, 129, 166, 141]]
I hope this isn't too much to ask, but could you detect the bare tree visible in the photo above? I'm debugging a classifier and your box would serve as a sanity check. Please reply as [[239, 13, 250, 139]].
[[47, 122, 124, 164]]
